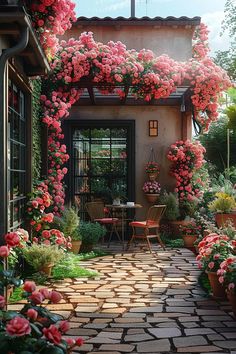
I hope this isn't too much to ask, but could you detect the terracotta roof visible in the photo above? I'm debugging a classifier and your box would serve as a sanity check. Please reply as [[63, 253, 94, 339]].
[[76, 16, 201, 27]]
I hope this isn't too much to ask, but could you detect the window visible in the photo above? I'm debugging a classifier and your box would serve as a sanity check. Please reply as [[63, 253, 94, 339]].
[[8, 79, 27, 230]]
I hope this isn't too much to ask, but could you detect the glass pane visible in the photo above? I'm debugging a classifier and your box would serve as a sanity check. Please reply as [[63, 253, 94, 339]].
[[91, 177, 111, 202], [91, 143, 110, 158], [73, 129, 90, 140], [111, 158, 127, 175], [13, 84, 19, 112], [91, 128, 110, 139], [11, 143, 26, 170], [111, 128, 127, 138], [10, 199, 25, 227], [74, 177, 89, 194], [10, 112, 20, 141], [111, 178, 127, 199], [20, 119, 26, 144], [90, 158, 110, 175], [73, 140, 89, 159], [19, 91, 25, 119], [10, 171, 25, 199]]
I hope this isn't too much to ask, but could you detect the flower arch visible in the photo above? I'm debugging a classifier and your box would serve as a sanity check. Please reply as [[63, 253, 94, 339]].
[[25, 6, 231, 228]]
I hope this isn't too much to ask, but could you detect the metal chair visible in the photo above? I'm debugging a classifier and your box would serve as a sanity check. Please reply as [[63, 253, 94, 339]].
[[127, 205, 166, 253], [85, 201, 122, 247]]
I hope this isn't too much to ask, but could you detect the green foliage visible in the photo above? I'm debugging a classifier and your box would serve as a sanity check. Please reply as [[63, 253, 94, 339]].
[[158, 192, 180, 221], [79, 221, 106, 246], [198, 115, 236, 173], [208, 192, 236, 213], [199, 272, 211, 295], [9, 286, 23, 303], [22, 244, 65, 271], [54, 207, 81, 240], [160, 233, 184, 248], [52, 253, 98, 280], [31, 78, 43, 180]]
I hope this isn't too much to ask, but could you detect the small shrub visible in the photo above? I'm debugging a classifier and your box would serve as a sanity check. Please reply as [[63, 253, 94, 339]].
[[158, 192, 180, 221], [79, 222, 106, 247], [22, 244, 64, 271]]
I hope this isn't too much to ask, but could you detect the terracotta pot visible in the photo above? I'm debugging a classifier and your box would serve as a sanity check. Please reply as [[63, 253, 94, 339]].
[[182, 235, 198, 253], [40, 263, 54, 276], [168, 220, 191, 239], [147, 172, 158, 181], [215, 213, 236, 228], [207, 271, 227, 299], [145, 193, 159, 203], [70, 240, 82, 254], [227, 289, 236, 317]]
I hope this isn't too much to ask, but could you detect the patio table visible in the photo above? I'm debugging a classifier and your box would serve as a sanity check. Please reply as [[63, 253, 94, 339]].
[[105, 203, 142, 249]]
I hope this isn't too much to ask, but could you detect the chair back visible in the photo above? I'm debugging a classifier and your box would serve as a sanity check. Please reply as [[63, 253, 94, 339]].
[[146, 205, 166, 226], [85, 201, 105, 221]]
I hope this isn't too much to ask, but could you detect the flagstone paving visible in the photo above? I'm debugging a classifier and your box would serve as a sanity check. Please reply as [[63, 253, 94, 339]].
[[9, 244, 236, 353]]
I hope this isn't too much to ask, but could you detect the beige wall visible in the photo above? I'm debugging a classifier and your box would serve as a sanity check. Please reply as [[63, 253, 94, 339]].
[[67, 105, 184, 217], [63, 25, 194, 61]]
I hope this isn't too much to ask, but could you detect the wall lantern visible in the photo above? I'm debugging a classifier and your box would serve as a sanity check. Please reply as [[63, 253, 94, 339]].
[[149, 120, 158, 137]]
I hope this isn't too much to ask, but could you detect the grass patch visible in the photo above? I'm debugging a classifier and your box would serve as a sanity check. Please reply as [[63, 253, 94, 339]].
[[77, 249, 109, 261], [9, 287, 24, 303], [161, 234, 184, 248], [52, 253, 98, 280], [199, 272, 211, 295]]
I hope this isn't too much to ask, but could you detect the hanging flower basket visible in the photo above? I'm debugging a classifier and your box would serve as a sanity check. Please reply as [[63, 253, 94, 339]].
[[147, 172, 158, 181]]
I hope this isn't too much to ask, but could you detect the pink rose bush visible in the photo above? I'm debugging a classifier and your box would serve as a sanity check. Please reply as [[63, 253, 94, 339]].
[[167, 140, 206, 202], [0, 248, 84, 353], [217, 255, 236, 293], [196, 233, 234, 272], [145, 161, 160, 174]]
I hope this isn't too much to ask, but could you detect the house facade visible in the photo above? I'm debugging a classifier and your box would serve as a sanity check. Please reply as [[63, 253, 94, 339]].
[[62, 17, 200, 219], [0, 2, 49, 236]]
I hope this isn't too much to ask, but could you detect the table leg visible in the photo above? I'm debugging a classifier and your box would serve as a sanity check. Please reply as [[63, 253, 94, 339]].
[[121, 208, 124, 250]]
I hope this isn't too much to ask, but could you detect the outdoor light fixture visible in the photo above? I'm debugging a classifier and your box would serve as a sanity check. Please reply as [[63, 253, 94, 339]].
[[149, 120, 158, 137]]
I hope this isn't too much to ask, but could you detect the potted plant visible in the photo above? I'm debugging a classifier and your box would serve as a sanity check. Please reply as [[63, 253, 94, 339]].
[[54, 208, 82, 254], [196, 233, 234, 298], [145, 161, 160, 181], [142, 181, 161, 203], [209, 192, 236, 228], [111, 184, 126, 206], [217, 254, 236, 317], [22, 244, 65, 276], [79, 221, 106, 253], [179, 221, 202, 252]]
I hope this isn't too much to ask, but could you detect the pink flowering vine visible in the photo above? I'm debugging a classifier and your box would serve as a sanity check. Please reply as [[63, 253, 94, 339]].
[[167, 140, 206, 201]]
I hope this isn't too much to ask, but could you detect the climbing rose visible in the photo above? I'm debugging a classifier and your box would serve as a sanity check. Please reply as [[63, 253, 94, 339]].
[[29, 291, 44, 304], [0, 245, 10, 258], [5, 232, 20, 247], [59, 320, 70, 333], [23, 281, 36, 293], [6, 317, 31, 337], [27, 308, 38, 321], [48, 290, 62, 304]]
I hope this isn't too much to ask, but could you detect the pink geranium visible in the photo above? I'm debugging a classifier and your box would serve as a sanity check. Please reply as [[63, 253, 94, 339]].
[[6, 317, 31, 337]]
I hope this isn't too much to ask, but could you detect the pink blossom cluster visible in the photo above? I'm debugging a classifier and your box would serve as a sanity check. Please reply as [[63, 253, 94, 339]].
[[26, 0, 76, 58], [0, 230, 29, 258], [192, 23, 210, 59], [33, 228, 72, 250], [196, 233, 234, 272], [217, 255, 236, 291], [142, 181, 161, 194], [167, 140, 206, 201]]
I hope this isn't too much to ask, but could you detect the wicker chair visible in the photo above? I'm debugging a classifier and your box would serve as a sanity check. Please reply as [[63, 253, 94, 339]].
[[127, 205, 166, 253], [85, 201, 122, 247]]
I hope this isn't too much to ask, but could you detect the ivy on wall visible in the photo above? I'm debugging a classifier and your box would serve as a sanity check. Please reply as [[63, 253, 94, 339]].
[[31, 78, 42, 181]]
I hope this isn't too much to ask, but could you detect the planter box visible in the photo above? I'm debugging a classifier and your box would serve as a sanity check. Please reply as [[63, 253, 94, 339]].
[[215, 213, 236, 228]]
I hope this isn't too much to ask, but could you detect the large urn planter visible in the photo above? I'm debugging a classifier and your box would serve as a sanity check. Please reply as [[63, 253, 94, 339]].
[[215, 213, 236, 228], [182, 235, 198, 253], [70, 240, 82, 254], [227, 289, 236, 317], [145, 193, 159, 203], [207, 271, 227, 299]]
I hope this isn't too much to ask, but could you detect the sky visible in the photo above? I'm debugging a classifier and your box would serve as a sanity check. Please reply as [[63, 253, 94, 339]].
[[74, 0, 230, 53]]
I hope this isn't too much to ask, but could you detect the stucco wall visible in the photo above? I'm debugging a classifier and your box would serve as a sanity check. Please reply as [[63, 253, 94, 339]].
[[63, 25, 194, 61], [66, 105, 182, 218]]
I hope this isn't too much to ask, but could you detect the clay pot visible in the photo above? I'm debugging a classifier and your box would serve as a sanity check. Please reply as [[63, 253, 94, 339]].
[[40, 263, 54, 276], [227, 289, 236, 317], [215, 213, 236, 228], [147, 172, 158, 181], [207, 271, 227, 299], [182, 235, 198, 253], [70, 240, 82, 254], [145, 193, 159, 203]]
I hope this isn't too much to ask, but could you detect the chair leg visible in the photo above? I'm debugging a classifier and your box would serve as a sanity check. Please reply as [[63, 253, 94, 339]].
[[126, 226, 135, 250], [145, 228, 153, 254], [107, 225, 113, 248], [156, 228, 165, 250], [114, 224, 122, 244]]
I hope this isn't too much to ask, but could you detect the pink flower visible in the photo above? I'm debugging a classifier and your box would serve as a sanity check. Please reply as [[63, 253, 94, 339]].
[[0, 295, 5, 308], [43, 324, 62, 345], [59, 320, 70, 333], [5, 232, 20, 247], [23, 281, 36, 293], [65, 337, 75, 346], [228, 283, 235, 290], [27, 308, 38, 321], [48, 291, 62, 304], [76, 338, 84, 346], [0, 245, 10, 258], [6, 317, 31, 337], [208, 261, 215, 269], [29, 291, 44, 304], [218, 276, 224, 284]]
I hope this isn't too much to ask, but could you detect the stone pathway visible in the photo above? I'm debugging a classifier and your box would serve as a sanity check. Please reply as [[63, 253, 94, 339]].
[[9, 244, 236, 353]]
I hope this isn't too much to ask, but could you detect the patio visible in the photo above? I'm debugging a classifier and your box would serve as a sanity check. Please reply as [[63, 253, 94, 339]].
[[11, 243, 236, 354]]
